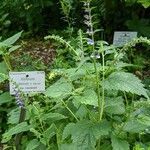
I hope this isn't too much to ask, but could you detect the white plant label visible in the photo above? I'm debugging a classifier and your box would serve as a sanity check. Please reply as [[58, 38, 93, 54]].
[[113, 31, 137, 47], [9, 71, 45, 95]]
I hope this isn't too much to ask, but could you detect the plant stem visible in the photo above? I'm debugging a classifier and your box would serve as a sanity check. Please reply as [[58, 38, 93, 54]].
[[93, 59, 101, 122], [61, 100, 79, 122], [88, 5, 102, 122], [15, 107, 26, 150], [100, 49, 105, 121]]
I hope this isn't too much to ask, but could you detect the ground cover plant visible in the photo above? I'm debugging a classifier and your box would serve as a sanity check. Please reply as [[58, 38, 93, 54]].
[[0, 0, 150, 150]]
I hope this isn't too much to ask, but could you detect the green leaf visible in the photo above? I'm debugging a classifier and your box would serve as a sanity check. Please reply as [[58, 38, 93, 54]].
[[26, 139, 41, 150], [30, 128, 41, 139], [0, 92, 13, 105], [123, 118, 148, 133], [73, 88, 98, 106], [62, 120, 111, 150], [111, 134, 129, 150], [8, 108, 20, 124], [59, 144, 77, 150], [8, 45, 21, 53], [2, 31, 22, 46], [0, 73, 8, 83], [62, 123, 75, 140], [138, 115, 150, 126], [2, 122, 31, 143], [45, 77, 73, 98], [0, 42, 8, 49], [115, 62, 135, 70], [41, 112, 67, 122], [75, 105, 88, 120], [65, 68, 86, 81], [138, 0, 150, 8], [0, 61, 8, 74], [100, 141, 112, 150], [43, 123, 56, 140], [103, 72, 149, 99], [105, 97, 125, 115]]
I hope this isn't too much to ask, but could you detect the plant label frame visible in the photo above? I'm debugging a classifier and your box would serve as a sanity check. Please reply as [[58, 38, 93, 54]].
[[9, 71, 45, 95], [113, 31, 137, 47]]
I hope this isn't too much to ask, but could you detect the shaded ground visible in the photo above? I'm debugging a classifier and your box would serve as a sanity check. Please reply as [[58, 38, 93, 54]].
[[11, 39, 56, 71]]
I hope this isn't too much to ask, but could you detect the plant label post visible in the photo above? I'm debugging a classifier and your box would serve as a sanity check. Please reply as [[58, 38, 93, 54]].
[[9, 71, 45, 150], [113, 31, 137, 47]]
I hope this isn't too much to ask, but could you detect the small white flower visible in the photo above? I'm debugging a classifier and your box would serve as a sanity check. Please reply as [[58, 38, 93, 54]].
[[84, 2, 90, 7], [90, 51, 101, 59], [84, 15, 90, 20], [87, 38, 94, 45], [86, 29, 93, 35], [84, 20, 92, 26]]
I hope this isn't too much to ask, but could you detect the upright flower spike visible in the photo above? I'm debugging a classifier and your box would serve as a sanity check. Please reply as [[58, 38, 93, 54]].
[[13, 87, 25, 108], [83, 0, 95, 44]]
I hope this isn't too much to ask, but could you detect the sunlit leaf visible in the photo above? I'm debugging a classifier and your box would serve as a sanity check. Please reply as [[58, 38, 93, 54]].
[[0, 92, 13, 105], [2, 122, 31, 143], [26, 139, 41, 150], [62, 120, 111, 150], [45, 77, 73, 98], [103, 72, 149, 99], [2, 31, 23, 46], [73, 88, 98, 106]]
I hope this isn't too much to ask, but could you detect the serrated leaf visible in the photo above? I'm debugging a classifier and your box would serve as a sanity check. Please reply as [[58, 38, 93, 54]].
[[30, 128, 41, 138], [0, 92, 13, 105], [41, 112, 67, 122], [62, 120, 111, 150], [103, 72, 149, 98], [43, 123, 56, 140], [105, 97, 125, 115], [138, 115, 150, 126], [45, 78, 73, 98], [2, 31, 22, 46], [26, 139, 41, 150], [2, 122, 31, 143], [75, 105, 88, 120], [8, 108, 20, 124], [115, 62, 135, 70], [123, 118, 148, 133], [65, 68, 86, 81], [111, 134, 129, 150], [62, 123, 75, 140], [73, 89, 98, 106]]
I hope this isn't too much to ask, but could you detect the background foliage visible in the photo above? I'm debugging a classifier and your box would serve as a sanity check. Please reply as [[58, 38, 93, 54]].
[[0, 0, 150, 39]]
